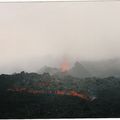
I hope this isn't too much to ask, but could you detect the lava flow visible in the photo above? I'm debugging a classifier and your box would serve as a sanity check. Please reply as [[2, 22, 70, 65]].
[[8, 87, 93, 101]]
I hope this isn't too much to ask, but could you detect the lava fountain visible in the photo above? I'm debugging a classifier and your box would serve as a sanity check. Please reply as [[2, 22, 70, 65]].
[[60, 58, 70, 72]]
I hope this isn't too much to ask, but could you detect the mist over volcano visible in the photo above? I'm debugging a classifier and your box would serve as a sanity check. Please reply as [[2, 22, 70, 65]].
[[0, 2, 120, 118], [38, 57, 120, 78], [0, 2, 120, 74]]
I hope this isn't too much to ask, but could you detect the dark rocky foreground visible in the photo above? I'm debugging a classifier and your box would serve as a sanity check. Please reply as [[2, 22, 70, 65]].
[[0, 91, 120, 118], [0, 72, 120, 118]]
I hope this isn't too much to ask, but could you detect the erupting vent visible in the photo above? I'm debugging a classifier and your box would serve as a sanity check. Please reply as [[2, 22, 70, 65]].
[[60, 58, 70, 72]]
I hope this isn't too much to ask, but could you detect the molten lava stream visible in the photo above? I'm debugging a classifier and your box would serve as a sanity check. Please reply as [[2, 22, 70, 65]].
[[8, 87, 91, 101]]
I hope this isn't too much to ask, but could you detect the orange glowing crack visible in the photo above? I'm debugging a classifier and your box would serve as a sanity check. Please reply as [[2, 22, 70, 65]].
[[8, 88, 91, 101]]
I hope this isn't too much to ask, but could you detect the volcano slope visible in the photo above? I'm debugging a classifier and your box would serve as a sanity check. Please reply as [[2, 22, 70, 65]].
[[0, 72, 120, 118]]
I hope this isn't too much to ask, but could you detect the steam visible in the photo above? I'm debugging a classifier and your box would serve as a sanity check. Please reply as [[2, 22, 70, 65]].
[[0, 2, 120, 73]]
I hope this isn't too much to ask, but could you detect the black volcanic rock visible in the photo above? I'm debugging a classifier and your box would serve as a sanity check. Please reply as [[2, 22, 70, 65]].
[[1, 72, 120, 118]]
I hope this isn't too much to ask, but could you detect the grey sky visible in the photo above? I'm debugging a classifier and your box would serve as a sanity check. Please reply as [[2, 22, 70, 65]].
[[0, 2, 120, 73]]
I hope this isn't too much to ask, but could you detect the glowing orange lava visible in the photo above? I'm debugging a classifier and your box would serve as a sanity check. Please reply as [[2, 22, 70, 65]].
[[8, 87, 91, 101], [60, 59, 70, 72]]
